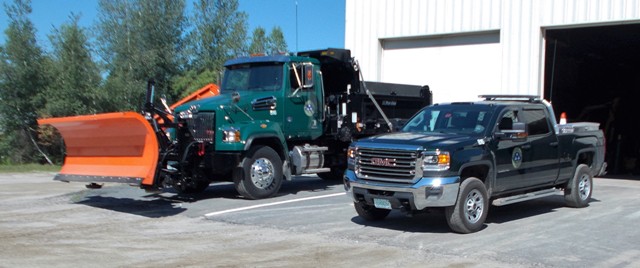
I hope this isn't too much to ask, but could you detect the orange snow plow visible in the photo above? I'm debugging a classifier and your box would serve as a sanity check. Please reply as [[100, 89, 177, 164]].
[[38, 83, 219, 187], [38, 112, 160, 186]]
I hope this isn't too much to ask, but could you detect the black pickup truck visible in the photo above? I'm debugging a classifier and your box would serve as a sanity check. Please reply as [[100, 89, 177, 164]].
[[344, 95, 607, 233]]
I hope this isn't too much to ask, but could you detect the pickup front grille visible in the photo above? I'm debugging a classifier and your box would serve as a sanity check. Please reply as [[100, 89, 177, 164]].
[[185, 112, 215, 142], [356, 147, 421, 182]]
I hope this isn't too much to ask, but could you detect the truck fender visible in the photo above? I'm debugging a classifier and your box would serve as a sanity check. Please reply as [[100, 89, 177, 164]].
[[458, 161, 494, 194], [573, 147, 597, 174]]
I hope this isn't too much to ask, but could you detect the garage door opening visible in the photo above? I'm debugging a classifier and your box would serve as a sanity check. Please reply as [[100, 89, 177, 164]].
[[544, 23, 640, 176]]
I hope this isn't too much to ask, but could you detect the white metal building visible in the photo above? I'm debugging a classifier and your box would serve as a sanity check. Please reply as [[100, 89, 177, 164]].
[[345, 0, 640, 174]]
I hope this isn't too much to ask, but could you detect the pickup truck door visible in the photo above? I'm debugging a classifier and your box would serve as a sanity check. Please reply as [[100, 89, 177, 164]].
[[493, 108, 528, 192], [518, 108, 559, 187]]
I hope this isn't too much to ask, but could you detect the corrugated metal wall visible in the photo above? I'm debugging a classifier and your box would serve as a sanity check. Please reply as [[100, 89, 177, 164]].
[[345, 0, 640, 96]]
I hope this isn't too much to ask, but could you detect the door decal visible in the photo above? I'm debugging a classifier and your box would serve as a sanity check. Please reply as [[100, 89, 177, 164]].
[[304, 100, 315, 117], [512, 147, 523, 169]]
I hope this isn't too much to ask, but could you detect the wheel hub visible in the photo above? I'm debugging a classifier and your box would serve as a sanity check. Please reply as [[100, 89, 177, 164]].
[[578, 174, 591, 200], [464, 189, 484, 224], [250, 158, 274, 189]]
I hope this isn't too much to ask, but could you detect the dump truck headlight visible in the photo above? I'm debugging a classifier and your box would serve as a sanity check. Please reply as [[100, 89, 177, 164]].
[[422, 150, 450, 171], [222, 128, 241, 143]]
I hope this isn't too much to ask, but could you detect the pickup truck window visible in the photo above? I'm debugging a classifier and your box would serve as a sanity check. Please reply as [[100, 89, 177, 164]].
[[403, 105, 493, 136], [521, 109, 550, 135]]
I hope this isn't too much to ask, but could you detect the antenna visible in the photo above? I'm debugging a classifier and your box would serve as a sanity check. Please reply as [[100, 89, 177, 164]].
[[295, 0, 299, 53]]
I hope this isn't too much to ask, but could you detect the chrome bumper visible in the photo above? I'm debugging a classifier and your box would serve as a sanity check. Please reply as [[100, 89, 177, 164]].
[[343, 170, 460, 210]]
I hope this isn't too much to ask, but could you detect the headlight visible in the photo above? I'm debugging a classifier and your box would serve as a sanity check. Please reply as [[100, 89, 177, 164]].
[[347, 146, 358, 169], [222, 128, 241, 143], [422, 150, 450, 171], [347, 147, 358, 159]]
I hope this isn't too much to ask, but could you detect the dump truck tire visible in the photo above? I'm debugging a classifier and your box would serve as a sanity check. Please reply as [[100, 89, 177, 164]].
[[233, 146, 283, 200]]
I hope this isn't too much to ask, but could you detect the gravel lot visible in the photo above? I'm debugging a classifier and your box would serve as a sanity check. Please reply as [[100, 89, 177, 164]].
[[1, 172, 639, 267]]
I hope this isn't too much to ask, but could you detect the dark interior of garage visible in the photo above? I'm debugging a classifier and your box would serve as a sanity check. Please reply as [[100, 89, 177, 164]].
[[544, 24, 640, 176]]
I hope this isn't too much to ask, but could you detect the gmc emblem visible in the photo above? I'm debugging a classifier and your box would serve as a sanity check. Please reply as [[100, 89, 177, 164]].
[[370, 157, 396, 167]]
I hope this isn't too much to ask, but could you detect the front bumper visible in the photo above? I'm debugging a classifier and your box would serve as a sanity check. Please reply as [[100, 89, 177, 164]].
[[344, 170, 460, 210]]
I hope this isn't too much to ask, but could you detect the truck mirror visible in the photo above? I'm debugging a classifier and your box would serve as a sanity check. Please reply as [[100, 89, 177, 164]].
[[303, 64, 314, 89], [496, 122, 528, 141]]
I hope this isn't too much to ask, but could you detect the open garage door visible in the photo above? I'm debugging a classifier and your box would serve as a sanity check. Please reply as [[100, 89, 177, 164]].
[[544, 23, 640, 176], [380, 32, 501, 104]]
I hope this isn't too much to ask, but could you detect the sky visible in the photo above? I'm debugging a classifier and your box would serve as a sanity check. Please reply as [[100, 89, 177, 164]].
[[0, 0, 346, 53]]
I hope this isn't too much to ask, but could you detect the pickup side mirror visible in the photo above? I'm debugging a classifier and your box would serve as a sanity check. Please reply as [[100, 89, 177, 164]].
[[495, 122, 528, 142]]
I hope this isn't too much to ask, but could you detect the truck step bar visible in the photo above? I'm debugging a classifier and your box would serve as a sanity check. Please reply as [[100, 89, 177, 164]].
[[491, 188, 560, 206]]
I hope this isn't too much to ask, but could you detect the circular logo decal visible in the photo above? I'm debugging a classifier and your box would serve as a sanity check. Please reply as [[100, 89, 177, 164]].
[[512, 147, 523, 169], [304, 100, 315, 117]]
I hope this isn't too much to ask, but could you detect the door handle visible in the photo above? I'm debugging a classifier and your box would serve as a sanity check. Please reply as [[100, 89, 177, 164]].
[[549, 141, 559, 147]]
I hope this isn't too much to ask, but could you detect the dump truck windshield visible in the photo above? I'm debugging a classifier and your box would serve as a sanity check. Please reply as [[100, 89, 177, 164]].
[[402, 105, 494, 136], [221, 63, 284, 92]]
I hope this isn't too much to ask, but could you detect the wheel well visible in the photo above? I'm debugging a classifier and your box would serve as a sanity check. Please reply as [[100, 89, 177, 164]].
[[460, 165, 490, 183], [577, 151, 594, 168], [248, 137, 285, 160]]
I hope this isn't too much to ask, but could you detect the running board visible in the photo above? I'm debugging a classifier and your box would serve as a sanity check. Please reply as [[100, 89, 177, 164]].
[[492, 188, 560, 206]]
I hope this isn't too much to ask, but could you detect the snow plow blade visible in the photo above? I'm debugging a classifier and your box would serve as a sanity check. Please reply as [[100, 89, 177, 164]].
[[38, 112, 160, 187]]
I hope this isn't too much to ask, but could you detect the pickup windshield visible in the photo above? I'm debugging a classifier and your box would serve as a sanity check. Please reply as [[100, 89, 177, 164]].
[[402, 104, 494, 136], [221, 63, 284, 92]]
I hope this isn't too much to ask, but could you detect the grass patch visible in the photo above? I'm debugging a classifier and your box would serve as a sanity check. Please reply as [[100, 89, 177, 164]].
[[0, 164, 61, 173]]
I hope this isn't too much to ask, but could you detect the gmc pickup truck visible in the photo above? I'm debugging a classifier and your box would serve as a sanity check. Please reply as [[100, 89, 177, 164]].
[[344, 95, 606, 233]]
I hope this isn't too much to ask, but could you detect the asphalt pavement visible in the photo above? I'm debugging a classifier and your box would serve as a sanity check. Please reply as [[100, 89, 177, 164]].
[[1, 172, 639, 267]]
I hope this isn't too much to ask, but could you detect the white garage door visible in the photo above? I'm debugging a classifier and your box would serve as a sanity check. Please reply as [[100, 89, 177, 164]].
[[381, 32, 501, 104]]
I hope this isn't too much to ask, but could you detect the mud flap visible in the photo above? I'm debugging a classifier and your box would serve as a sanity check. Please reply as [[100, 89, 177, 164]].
[[38, 112, 160, 187]]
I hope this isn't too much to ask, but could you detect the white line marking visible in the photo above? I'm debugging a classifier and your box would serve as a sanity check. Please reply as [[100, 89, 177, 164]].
[[203, 192, 346, 217]]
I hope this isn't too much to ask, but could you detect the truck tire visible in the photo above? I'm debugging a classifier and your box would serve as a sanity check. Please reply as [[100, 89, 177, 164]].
[[445, 177, 488, 234], [564, 164, 593, 208], [233, 146, 283, 200], [354, 201, 390, 221]]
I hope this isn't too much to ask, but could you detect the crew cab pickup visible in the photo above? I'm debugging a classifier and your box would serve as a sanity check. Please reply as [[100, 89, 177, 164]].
[[344, 95, 607, 233]]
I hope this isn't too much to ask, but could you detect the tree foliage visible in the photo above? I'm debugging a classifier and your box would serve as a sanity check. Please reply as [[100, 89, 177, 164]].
[[0, 0, 50, 163], [176, 0, 248, 97], [46, 14, 102, 117], [267, 26, 288, 54], [248, 27, 267, 55], [0, 0, 289, 164], [249, 26, 288, 55], [97, 0, 187, 109]]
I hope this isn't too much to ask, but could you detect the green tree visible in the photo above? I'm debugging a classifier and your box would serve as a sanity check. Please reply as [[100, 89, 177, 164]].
[[175, 0, 248, 97], [97, 0, 187, 110], [267, 26, 287, 54], [46, 14, 102, 117], [248, 27, 267, 55], [0, 0, 51, 164]]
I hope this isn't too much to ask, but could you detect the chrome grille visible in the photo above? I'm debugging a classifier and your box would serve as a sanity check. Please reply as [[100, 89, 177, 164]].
[[186, 112, 215, 142], [356, 147, 421, 182]]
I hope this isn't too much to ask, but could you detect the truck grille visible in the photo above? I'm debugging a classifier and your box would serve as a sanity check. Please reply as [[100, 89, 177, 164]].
[[186, 112, 215, 142], [356, 147, 421, 182]]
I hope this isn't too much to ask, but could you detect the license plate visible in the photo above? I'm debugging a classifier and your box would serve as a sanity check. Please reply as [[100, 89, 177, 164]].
[[373, 198, 392, 210]]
